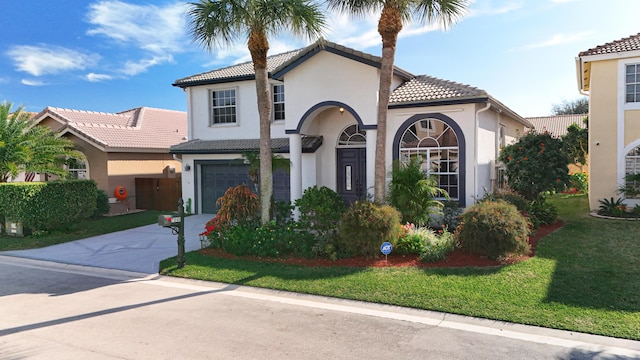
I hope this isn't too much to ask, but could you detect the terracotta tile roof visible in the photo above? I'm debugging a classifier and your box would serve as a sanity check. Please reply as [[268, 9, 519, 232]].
[[173, 40, 413, 87], [170, 136, 323, 154], [389, 75, 487, 104], [37, 107, 187, 152], [579, 33, 640, 57], [525, 114, 587, 138]]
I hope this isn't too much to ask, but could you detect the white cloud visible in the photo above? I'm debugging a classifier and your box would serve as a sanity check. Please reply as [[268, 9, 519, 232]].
[[21, 79, 46, 86], [86, 0, 189, 54], [86, 73, 113, 82], [466, 0, 524, 17], [120, 55, 175, 76], [516, 31, 594, 51], [6, 44, 100, 76]]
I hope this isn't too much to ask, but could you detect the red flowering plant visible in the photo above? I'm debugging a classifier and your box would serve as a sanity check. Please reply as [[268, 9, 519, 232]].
[[499, 130, 569, 201]]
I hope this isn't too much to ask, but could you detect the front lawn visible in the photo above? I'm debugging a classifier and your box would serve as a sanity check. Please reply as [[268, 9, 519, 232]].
[[0, 211, 165, 251], [160, 194, 640, 340]]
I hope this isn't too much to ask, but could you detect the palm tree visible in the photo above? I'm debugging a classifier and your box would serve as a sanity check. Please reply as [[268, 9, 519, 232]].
[[327, 0, 468, 202], [188, 0, 325, 224], [0, 101, 84, 182], [240, 150, 290, 193]]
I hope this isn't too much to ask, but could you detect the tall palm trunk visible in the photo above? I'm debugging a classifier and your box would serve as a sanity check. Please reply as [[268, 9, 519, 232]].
[[374, 5, 403, 202], [249, 31, 273, 224]]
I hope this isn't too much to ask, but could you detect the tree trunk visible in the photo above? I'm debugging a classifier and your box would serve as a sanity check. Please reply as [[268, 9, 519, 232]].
[[374, 5, 402, 202], [249, 31, 273, 225]]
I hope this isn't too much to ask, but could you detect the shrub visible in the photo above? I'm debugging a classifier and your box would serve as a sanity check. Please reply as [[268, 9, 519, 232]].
[[456, 200, 531, 260], [441, 200, 463, 231], [295, 186, 346, 258], [92, 189, 110, 218], [568, 172, 588, 193], [499, 131, 570, 200], [273, 200, 294, 226], [214, 220, 315, 258], [216, 184, 259, 226], [395, 225, 427, 255], [598, 197, 628, 217], [337, 201, 402, 258], [420, 229, 457, 263], [527, 198, 558, 226], [480, 188, 529, 212], [0, 180, 97, 231], [388, 159, 447, 226]]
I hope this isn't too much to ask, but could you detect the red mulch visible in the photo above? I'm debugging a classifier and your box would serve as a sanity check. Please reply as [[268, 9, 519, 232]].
[[198, 221, 564, 268]]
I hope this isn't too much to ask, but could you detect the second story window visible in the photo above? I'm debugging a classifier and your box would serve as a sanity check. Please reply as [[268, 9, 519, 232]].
[[211, 89, 236, 125], [626, 64, 640, 103], [273, 84, 285, 121]]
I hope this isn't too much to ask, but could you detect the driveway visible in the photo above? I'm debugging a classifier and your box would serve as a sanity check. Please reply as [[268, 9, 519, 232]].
[[0, 214, 212, 274]]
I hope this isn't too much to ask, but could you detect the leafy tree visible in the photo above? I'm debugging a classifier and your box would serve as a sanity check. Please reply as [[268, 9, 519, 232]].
[[561, 116, 588, 171], [188, 0, 325, 224], [499, 131, 569, 200], [552, 97, 588, 115], [0, 101, 84, 182], [327, 0, 468, 202]]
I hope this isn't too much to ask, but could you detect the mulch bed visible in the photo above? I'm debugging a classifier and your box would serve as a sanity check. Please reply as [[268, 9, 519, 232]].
[[198, 221, 564, 268]]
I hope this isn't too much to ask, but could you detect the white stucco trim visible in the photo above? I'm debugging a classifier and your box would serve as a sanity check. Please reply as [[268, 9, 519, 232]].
[[366, 128, 376, 197]]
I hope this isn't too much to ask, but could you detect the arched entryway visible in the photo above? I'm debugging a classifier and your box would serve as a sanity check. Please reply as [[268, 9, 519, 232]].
[[336, 124, 367, 204]]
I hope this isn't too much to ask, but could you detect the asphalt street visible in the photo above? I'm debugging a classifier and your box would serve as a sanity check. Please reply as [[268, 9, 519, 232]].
[[1, 256, 639, 360]]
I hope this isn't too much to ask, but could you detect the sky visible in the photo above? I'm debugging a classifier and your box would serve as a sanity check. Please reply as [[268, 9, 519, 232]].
[[0, 0, 638, 117]]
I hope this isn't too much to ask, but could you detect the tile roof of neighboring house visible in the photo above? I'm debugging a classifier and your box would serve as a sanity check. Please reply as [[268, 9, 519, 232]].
[[389, 75, 486, 104], [579, 33, 640, 57], [173, 39, 414, 87], [35, 107, 187, 152], [170, 136, 323, 154], [525, 114, 587, 138]]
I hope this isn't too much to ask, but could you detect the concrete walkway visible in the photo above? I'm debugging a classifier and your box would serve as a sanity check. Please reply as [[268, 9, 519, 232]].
[[0, 214, 213, 274]]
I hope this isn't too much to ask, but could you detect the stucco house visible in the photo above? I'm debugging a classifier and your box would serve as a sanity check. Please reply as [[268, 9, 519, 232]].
[[576, 33, 640, 210], [171, 40, 532, 214], [32, 106, 187, 213]]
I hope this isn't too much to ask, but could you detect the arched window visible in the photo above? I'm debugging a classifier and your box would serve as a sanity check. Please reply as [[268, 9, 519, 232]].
[[399, 118, 459, 199], [337, 124, 366, 147], [625, 145, 640, 198]]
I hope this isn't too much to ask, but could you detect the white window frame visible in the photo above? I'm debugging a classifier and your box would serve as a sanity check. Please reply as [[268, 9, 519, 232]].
[[399, 118, 459, 200], [67, 158, 89, 179], [620, 59, 640, 111], [273, 84, 285, 122], [210, 88, 238, 126], [625, 63, 640, 104]]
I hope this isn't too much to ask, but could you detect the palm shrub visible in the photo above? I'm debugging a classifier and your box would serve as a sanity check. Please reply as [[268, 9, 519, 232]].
[[527, 198, 558, 228], [388, 159, 447, 226], [456, 200, 531, 260], [338, 201, 402, 258]]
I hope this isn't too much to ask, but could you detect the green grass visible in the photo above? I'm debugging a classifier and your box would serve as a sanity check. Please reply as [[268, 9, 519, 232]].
[[0, 211, 165, 251], [160, 194, 640, 340]]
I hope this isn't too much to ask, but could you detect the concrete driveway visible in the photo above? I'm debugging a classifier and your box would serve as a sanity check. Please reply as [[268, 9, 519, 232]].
[[0, 214, 212, 274]]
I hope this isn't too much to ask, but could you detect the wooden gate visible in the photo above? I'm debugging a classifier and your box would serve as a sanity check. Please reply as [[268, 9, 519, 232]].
[[135, 178, 182, 211]]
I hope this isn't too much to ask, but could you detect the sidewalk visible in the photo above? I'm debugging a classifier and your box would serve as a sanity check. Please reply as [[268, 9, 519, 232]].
[[0, 214, 212, 273]]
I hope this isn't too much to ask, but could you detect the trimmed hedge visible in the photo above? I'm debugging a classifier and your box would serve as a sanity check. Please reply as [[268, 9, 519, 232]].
[[0, 180, 98, 232]]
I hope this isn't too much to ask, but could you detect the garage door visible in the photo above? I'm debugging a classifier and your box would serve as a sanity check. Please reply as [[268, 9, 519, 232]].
[[200, 163, 290, 214]]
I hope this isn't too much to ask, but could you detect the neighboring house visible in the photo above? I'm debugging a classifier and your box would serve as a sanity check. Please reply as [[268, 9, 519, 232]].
[[576, 32, 640, 210], [32, 107, 187, 213], [171, 40, 532, 214], [526, 114, 588, 173]]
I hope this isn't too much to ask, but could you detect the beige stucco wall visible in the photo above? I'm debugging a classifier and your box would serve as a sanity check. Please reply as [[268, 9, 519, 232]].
[[624, 110, 640, 146], [587, 59, 618, 210]]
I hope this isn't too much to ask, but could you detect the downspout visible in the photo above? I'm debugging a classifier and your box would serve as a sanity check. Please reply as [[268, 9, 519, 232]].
[[475, 102, 491, 203]]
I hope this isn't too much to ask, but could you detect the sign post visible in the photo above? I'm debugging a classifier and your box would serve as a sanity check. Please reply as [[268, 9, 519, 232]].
[[380, 242, 392, 262]]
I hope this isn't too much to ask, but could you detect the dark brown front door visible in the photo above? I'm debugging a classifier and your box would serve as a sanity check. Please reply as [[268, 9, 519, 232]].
[[337, 148, 366, 204]]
